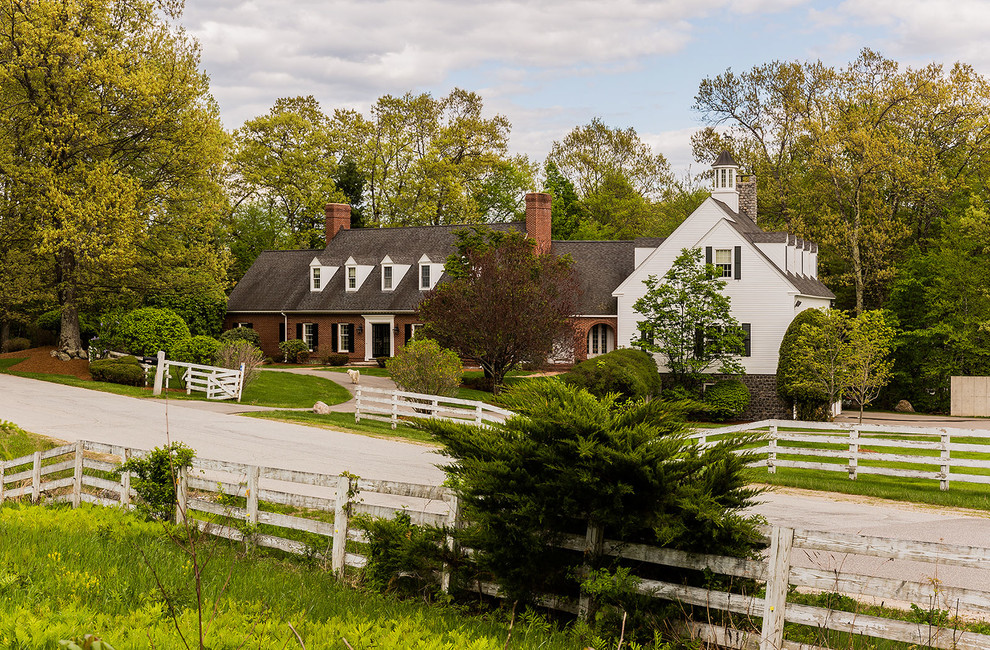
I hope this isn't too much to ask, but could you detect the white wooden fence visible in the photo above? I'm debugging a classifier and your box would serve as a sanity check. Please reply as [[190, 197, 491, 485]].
[[694, 419, 990, 491], [5, 440, 990, 649], [151, 351, 245, 401], [354, 386, 513, 429]]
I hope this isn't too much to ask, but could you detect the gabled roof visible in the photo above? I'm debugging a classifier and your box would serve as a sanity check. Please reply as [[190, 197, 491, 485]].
[[553, 239, 662, 314]]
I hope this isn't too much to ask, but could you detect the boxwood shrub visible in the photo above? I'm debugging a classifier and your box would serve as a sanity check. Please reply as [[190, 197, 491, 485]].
[[90, 356, 146, 386], [278, 339, 309, 363], [173, 335, 221, 366], [704, 379, 750, 422], [115, 307, 191, 358], [220, 326, 262, 349], [561, 348, 662, 401], [4, 337, 31, 353]]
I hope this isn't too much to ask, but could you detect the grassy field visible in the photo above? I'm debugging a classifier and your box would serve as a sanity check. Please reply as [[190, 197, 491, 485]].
[[0, 503, 581, 649], [0, 420, 57, 461]]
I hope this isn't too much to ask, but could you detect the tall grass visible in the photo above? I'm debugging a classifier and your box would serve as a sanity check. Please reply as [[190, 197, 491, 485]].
[[0, 503, 579, 649]]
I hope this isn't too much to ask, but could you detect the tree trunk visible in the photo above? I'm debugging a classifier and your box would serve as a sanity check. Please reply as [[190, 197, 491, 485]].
[[851, 191, 864, 316], [0, 320, 9, 352], [56, 249, 86, 359]]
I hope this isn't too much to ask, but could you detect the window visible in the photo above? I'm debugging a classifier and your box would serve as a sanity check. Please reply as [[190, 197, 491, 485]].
[[303, 323, 316, 351], [311, 267, 321, 290], [742, 323, 751, 357], [714, 249, 732, 277], [420, 264, 431, 290], [347, 266, 357, 290], [339, 323, 352, 353], [382, 265, 393, 290]]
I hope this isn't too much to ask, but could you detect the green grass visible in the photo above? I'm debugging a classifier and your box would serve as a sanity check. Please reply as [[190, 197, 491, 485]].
[[239, 371, 351, 408], [241, 410, 437, 444], [2, 364, 351, 409], [0, 503, 579, 649], [0, 421, 56, 461], [0, 357, 27, 372]]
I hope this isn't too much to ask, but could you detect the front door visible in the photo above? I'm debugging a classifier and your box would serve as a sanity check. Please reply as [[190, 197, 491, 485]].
[[372, 323, 391, 358]]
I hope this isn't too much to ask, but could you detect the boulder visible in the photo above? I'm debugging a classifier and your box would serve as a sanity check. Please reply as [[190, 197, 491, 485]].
[[312, 401, 332, 415], [894, 399, 914, 413]]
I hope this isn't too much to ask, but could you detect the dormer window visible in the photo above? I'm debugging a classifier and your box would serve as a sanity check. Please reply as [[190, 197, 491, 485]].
[[347, 266, 357, 291], [420, 264, 431, 290], [311, 267, 321, 291], [382, 265, 393, 291]]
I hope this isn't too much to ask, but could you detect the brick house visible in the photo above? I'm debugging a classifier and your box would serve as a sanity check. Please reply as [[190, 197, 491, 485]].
[[225, 152, 833, 416]]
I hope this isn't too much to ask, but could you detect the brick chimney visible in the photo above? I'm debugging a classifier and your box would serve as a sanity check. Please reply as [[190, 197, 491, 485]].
[[525, 192, 552, 254], [324, 203, 351, 244], [738, 174, 758, 224]]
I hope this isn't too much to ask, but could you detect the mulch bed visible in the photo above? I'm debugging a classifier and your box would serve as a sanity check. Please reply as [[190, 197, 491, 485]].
[[0, 346, 92, 380]]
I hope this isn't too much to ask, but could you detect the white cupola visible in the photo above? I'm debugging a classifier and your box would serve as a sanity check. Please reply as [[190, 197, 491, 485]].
[[712, 150, 740, 212]]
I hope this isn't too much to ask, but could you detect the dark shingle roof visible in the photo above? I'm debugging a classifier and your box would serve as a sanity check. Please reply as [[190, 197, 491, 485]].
[[713, 151, 740, 167], [553, 240, 656, 314]]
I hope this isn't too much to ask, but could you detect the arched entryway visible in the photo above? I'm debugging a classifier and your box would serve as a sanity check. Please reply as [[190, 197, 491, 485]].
[[587, 323, 614, 358]]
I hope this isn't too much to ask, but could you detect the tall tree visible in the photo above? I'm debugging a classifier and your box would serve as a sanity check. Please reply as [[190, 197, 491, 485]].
[[845, 310, 896, 423], [230, 96, 345, 248], [0, 0, 228, 357], [547, 117, 674, 201], [418, 228, 577, 392], [633, 248, 745, 391]]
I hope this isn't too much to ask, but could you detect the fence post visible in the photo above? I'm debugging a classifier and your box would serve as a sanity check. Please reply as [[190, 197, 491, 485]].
[[431, 399, 439, 420], [475, 404, 483, 426], [768, 424, 778, 474], [760, 526, 794, 650], [237, 362, 246, 402], [848, 428, 859, 480], [441, 491, 459, 594], [247, 465, 260, 525], [153, 350, 166, 395], [175, 467, 188, 526], [940, 431, 950, 491], [332, 474, 352, 576], [120, 448, 131, 507], [390, 391, 398, 430], [0, 460, 5, 504], [31, 451, 42, 503], [354, 387, 363, 423], [578, 522, 605, 621], [72, 440, 84, 508]]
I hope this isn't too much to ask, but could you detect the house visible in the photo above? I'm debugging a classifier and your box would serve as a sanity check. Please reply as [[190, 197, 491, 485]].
[[225, 152, 833, 418]]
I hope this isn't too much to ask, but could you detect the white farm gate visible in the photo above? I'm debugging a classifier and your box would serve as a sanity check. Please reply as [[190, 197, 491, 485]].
[[150, 350, 245, 401]]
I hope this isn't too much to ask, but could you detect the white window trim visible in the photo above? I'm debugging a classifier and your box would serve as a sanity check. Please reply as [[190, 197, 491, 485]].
[[346, 266, 357, 291], [419, 264, 431, 290], [308, 258, 338, 292], [303, 323, 316, 351], [587, 323, 614, 358], [338, 323, 353, 353], [714, 248, 733, 278], [311, 267, 322, 291]]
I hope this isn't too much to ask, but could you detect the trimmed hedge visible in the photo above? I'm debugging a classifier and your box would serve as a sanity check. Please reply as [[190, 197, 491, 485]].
[[90, 356, 146, 386], [704, 379, 750, 422], [777, 308, 830, 420], [220, 326, 262, 349], [561, 348, 662, 401], [278, 339, 309, 363], [4, 337, 31, 353], [113, 308, 191, 358], [173, 335, 221, 365], [323, 352, 350, 366]]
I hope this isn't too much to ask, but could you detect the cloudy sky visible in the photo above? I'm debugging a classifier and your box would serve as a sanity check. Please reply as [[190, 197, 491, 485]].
[[182, 0, 990, 175]]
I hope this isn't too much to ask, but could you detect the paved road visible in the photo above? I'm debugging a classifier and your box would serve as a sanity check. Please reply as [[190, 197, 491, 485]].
[[4, 372, 990, 594]]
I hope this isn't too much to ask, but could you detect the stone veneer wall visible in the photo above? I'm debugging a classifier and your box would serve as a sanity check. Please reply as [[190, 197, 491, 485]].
[[711, 373, 791, 420]]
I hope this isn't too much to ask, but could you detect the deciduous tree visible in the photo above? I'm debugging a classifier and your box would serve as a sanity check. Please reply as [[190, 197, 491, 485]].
[[418, 228, 577, 393], [845, 310, 896, 423]]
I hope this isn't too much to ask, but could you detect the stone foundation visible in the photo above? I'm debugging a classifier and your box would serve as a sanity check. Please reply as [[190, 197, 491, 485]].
[[711, 373, 791, 421]]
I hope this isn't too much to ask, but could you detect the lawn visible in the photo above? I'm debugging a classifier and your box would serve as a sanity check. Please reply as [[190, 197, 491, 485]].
[[242, 410, 436, 444], [0, 421, 56, 461], [0, 503, 580, 649], [2, 364, 351, 409]]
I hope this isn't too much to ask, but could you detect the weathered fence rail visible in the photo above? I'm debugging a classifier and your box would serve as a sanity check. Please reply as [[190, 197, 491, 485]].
[[5, 439, 990, 649], [354, 385, 513, 429], [693, 419, 990, 490]]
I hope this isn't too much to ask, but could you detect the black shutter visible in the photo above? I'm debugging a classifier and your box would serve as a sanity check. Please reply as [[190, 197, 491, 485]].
[[705, 246, 712, 266], [742, 323, 752, 357], [347, 324, 355, 353], [278, 323, 286, 343], [694, 326, 705, 358], [331, 324, 338, 352], [311, 324, 319, 351], [296, 323, 302, 340], [404, 324, 412, 344], [245, 322, 253, 329], [734, 245, 742, 280]]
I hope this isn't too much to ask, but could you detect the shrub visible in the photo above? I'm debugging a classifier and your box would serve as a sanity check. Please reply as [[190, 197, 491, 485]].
[[216, 340, 264, 387], [352, 511, 445, 596], [220, 326, 262, 349], [320, 350, 350, 366], [114, 307, 190, 358], [116, 442, 194, 521], [386, 339, 463, 396], [4, 337, 31, 353], [778, 308, 831, 420], [36, 309, 99, 343], [704, 379, 750, 422], [89, 356, 146, 386], [146, 269, 227, 337], [172, 335, 221, 366], [561, 348, 662, 401], [278, 339, 309, 364], [375, 356, 387, 368]]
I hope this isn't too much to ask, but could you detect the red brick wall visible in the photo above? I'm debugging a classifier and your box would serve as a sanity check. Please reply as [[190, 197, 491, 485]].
[[570, 316, 618, 363], [224, 313, 424, 362]]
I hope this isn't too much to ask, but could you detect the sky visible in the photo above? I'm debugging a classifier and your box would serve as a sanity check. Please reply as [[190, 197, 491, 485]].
[[181, 0, 990, 177]]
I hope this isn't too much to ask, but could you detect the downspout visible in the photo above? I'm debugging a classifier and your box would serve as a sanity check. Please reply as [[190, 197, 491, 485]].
[[281, 312, 288, 362]]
